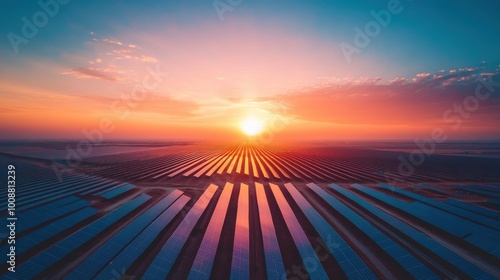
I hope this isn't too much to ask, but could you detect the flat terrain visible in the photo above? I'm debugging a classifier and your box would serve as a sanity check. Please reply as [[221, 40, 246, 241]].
[[0, 141, 499, 279]]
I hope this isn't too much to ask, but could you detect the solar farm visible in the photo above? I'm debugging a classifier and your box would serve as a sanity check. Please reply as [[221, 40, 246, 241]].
[[1, 142, 499, 279]]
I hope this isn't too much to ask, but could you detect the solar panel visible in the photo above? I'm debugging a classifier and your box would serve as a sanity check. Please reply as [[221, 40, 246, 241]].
[[206, 155, 230, 176], [285, 183, 376, 280], [16, 196, 85, 233], [8, 175, 105, 209], [270, 183, 330, 280], [307, 183, 438, 279], [94, 195, 191, 279], [453, 186, 500, 199], [467, 185, 500, 194], [79, 180, 124, 195], [487, 199, 500, 206], [254, 150, 289, 178], [464, 234, 500, 257], [353, 184, 500, 258], [14, 177, 120, 211], [142, 184, 218, 280], [417, 184, 449, 195], [166, 153, 217, 177], [445, 199, 499, 220], [65, 190, 183, 279], [328, 183, 492, 280], [230, 183, 250, 280], [100, 184, 135, 199], [0, 172, 83, 200], [0, 207, 98, 257], [23, 195, 80, 210], [8, 194, 151, 279], [188, 183, 234, 280], [17, 196, 80, 219], [378, 184, 500, 231], [88, 182, 130, 196], [193, 155, 228, 177], [255, 182, 286, 280]]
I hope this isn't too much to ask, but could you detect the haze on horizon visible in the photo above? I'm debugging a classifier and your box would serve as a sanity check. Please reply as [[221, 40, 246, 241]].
[[1, 0, 499, 141]]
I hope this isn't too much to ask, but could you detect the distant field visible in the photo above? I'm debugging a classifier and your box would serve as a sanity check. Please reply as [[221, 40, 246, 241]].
[[1, 142, 499, 279]]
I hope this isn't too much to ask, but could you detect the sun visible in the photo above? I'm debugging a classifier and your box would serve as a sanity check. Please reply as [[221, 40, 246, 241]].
[[240, 117, 264, 136]]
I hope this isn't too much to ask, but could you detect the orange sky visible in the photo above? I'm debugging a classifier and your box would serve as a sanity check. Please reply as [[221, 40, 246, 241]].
[[1, 18, 499, 141]]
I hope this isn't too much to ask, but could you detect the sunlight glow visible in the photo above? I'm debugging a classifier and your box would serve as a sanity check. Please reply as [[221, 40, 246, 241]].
[[240, 117, 264, 136]]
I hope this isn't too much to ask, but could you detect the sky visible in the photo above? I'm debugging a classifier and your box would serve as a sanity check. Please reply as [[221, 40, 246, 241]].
[[1, 0, 499, 141]]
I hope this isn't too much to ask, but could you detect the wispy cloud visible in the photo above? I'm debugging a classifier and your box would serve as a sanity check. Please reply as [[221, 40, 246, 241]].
[[61, 36, 158, 83], [315, 76, 382, 87], [389, 77, 408, 85], [96, 37, 158, 62], [262, 65, 500, 130], [62, 66, 123, 82]]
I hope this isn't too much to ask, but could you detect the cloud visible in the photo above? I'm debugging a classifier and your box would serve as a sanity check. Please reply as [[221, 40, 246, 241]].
[[412, 72, 431, 83], [316, 76, 382, 87], [389, 77, 408, 85], [62, 67, 122, 82], [100, 38, 124, 47], [311, 66, 497, 90], [109, 48, 158, 62], [261, 65, 500, 129], [405, 66, 500, 88], [95, 37, 158, 62], [62, 36, 159, 83]]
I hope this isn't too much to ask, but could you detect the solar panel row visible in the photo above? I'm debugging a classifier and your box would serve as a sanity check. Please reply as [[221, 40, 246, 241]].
[[0, 172, 87, 199], [188, 183, 234, 280], [17, 196, 80, 223], [4, 174, 111, 211], [20, 195, 80, 212], [2, 174, 497, 280], [417, 184, 449, 195], [255, 182, 286, 280], [285, 183, 376, 280], [467, 185, 500, 194], [133, 149, 208, 180], [125, 143, 394, 181], [0, 207, 98, 257], [66, 190, 184, 279], [230, 183, 250, 280], [378, 184, 500, 234], [15, 177, 123, 211], [329, 184, 494, 280], [488, 199, 500, 205], [307, 183, 439, 279], [100, 184, 135, 199], [80, 181, 127, 195], [378, 184, 500, 231], [471, 186, 500, 196], [445, 199, 499, 220], [142, 184, 218, 280], [351, 184, 471, 238], [453, 186, 500, 199], [6, 194, 151, 279], [270, 183, 330, 280], [16, 196, 87, 233], [94, 195, 191, 279], [354, 184, 500, 258]]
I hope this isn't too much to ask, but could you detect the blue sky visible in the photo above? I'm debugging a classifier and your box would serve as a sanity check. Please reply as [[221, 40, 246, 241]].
[[1, 0, 499, 140], [2, 0, 500, 75]]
